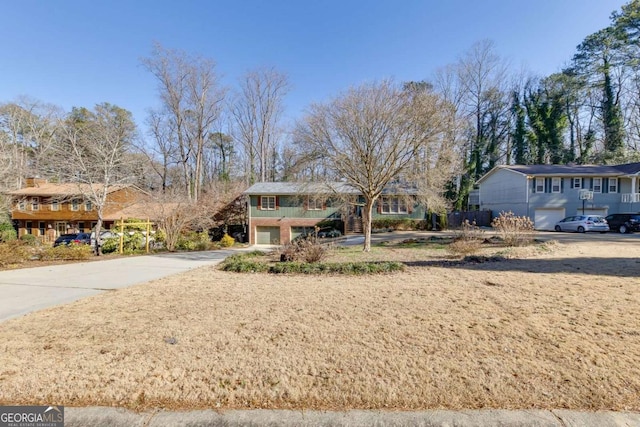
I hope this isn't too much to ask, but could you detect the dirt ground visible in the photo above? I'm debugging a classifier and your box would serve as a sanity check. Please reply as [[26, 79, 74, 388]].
[[0, 237, 639, 411]]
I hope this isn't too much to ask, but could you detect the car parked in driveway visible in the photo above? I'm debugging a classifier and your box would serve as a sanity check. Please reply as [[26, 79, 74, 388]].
[[53, 232, 91, 247], [604, 213, 640, 234], [90, 230, 119, 248], [317, 227, 342, 238], [554, 215, 609, 233]]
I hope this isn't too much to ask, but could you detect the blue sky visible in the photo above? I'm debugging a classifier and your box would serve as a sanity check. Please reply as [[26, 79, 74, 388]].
[[0, 1, 627, 134]]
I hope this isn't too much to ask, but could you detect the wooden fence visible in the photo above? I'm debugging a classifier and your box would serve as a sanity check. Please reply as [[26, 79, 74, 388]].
[[447, 210, 492, 228]]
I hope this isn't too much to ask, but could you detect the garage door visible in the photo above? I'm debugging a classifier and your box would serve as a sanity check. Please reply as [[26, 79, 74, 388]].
[[290, 226, 311, 242], [534, 208, 565, 231], [256, 226, 280, 245]]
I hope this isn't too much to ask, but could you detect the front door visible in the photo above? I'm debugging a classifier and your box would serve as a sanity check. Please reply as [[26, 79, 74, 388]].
[[56, 222, 68, 236]]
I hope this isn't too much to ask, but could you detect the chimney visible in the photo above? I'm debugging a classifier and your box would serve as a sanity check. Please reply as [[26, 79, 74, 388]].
[[25, 177, 47, 188]]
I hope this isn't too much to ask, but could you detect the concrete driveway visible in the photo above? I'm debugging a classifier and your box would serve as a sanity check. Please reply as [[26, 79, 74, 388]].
[[0, 250, 236, 323]]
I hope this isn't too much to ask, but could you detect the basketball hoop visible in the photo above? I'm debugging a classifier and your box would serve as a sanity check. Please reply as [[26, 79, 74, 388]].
[[579, 189, 594, 200]]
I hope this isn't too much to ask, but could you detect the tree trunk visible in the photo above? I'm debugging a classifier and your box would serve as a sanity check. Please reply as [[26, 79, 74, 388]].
[[362, 197, 375, 252], [94, 216, 104, 256]]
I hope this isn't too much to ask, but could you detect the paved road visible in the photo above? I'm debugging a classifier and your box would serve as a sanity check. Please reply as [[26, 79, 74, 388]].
[[65, 406, 640, 427], [0, 250, 236, 323]]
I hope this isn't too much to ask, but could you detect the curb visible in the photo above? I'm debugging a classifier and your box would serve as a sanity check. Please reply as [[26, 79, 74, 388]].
[[64, 407, 640, 427]]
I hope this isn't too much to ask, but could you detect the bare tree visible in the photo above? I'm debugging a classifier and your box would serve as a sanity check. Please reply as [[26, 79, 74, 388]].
[[56, 103, 137, 254], [454, 40, 509, 209], [402, 82, 463, 214], [0, 97, 63, 189], [149, 181, 245, 251], [230, 67, 289, 184], [296, 79, 445, 252], [142, 43, 226, 202]]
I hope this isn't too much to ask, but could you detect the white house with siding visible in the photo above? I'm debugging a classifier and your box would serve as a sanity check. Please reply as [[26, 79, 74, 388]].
[[477, 162, 640, 230]]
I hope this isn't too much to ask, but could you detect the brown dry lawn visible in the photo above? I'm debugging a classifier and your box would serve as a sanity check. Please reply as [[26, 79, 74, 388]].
[[0, 236, 639, 412]]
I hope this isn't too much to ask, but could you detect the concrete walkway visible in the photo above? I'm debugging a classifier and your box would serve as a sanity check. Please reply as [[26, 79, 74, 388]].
[[0, 250, 237, 322], [64, 407, 640, 426]]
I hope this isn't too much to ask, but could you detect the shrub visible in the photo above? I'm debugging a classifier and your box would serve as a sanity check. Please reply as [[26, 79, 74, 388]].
[[220, 252, 405, 275], [300, 240, 327, 263], [220, 233, 235, 248], [101, 237, 119, 254], [19, 234, 38, 245], [279, 238, 328, 263], [219, 254, 269, 273], [449, 220, 484, 256], [371, 218, 426, 231], [491, 211, 535, 246], [0, 222, 17, 242], [176, 231, 211, 251], [39, 244, 92, 261], [0, 241, 30, 267]]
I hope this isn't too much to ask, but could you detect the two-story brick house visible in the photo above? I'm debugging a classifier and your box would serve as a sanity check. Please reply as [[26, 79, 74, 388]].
[[6, 178, 146, 241]]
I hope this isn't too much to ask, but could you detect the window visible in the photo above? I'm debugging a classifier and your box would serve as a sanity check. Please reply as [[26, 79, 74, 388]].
[[306, 198, 322, 210], [25, 221, 33, 234], [551, 177, 561, 193], [592, 177, 602, 193], [535, 177, 545, 193], [260, 196, 276, 210], [380, 197, 408, 214], [31, 197, 39, 211], [38, 221, 45, 236], [17, 200, 26, 210], [51, 200, 60, 211], [572, 177, 582, 189], [78, 222, 85, 232], [84, 200, 92, 211], [71, 199, 80, 211], [608, 178, 618, 193]]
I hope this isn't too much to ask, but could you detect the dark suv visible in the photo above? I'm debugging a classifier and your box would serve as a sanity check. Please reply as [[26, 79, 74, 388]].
[[53, 232, 91, 247], [604, 213, 640, 234]]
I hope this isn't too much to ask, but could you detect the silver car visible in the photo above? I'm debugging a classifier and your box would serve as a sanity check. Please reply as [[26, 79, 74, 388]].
[[554, 215, 610, 233]]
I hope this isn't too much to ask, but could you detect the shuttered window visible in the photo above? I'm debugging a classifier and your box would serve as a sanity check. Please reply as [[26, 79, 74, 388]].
[[260, 196, 276, 210]]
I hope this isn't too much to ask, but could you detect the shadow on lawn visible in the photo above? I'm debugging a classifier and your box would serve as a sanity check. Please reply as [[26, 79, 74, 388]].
[[403, 256, 640, 278]]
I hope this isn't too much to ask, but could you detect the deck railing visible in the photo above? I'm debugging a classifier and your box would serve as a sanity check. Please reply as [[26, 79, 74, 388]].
[[621, 193, 640, 203]]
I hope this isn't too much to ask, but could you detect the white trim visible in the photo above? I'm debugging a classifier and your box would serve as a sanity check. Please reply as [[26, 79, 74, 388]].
[[572, 177, 582, 189], [306, 198, 322, 211], [260, 196, 276, 211], [535, 177, 545, 193], [608, 178, 618, 193], [380, 197, 408, 214], [551, 177, 561, 193], [592, 177, 602, 193]]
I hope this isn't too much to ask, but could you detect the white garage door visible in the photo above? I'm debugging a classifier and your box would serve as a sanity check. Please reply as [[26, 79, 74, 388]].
[[534, 208, 566, 231], [256, 226, 280, 245]]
